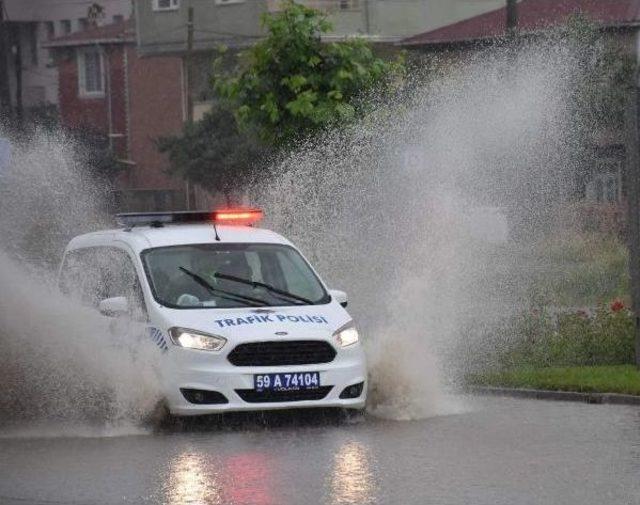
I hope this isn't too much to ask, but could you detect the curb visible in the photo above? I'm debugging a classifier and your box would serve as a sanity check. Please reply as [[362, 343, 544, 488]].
[[468, 386, 640, 406]]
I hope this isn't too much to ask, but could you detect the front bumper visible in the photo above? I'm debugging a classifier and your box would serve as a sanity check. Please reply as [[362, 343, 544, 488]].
[[162, 343, 367, 416]]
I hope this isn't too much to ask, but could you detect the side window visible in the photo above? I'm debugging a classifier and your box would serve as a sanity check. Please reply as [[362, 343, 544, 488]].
[[101, 248, 147, 320], [59, 247, 147, 319], [59, 248, 103, 306]]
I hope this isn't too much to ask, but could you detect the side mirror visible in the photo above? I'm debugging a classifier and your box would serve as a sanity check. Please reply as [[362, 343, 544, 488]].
[[99, 296, 129, 317], [330, 289, 348, 308]]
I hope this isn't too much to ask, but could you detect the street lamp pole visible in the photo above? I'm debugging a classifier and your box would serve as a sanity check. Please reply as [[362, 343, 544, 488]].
[[184, 4, 194, 210]]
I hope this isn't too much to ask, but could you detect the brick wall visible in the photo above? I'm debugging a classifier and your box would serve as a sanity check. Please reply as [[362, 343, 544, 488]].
[[57, 41, 187, 211], [57, 45, 128, 159], [126, 45, 184, 192]]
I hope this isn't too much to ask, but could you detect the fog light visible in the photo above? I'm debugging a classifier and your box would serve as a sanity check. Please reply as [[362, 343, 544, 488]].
[[339, 382, 364, 399], [180, 388, 229, 405]]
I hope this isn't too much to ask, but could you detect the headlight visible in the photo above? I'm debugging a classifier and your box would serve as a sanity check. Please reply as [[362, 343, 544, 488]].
[[168, 327, 226, 351], [333, 322, 359, 347]]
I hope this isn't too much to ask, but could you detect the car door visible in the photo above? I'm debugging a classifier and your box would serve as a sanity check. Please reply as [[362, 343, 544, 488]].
[[59, 246, 148, 332]]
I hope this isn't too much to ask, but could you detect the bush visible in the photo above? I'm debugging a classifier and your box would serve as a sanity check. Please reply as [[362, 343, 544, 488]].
[[486, 302, 634, 370], [530, 231, 629, 306]]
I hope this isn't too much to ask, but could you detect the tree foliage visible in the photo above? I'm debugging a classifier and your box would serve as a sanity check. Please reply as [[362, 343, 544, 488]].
[[160, 1, 402, 194], [561, 14, 636, 129], [157, 105, 268, 196], [215, 0, 404, 145]]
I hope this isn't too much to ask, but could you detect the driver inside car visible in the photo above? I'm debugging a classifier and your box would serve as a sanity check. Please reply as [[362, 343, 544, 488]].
[[171, 251, 256, 307]]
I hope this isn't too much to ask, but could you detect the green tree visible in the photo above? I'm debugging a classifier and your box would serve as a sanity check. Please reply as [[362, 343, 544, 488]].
[[215, 0, 403, 145], [157, 105, 268, 201], [561, 14, 636, 129]]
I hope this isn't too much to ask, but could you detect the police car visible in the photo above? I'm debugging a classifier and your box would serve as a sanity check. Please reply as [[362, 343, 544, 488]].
[[58, 209, 366, 416]]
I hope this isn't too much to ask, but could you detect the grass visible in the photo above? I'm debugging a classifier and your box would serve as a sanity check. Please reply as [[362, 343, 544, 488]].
[[469, 364, 640, 396], [530, 230, 629, 307]]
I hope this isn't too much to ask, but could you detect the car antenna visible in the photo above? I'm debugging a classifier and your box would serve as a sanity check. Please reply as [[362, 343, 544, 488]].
[[212, 220, 221, 241]]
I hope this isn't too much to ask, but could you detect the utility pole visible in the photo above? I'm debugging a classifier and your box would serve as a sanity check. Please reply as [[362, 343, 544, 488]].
[[506, 0, 518, 39], [185, 5, 194, 124], [625, 80, 640, 368], [363, 0, 370, 35], [0, 0, 12, 120], [184, 4, 194, 209], [13, 23, 22, 125]]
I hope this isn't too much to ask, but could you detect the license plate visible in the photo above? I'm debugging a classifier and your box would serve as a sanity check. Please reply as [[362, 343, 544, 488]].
[[254, 372, 320, 392]]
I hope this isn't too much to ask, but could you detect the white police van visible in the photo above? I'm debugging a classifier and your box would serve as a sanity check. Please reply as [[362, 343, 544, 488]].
[[58, 209, 366, 415]]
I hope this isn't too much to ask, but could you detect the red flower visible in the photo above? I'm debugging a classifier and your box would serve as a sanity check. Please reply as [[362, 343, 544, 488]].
[[610, 299, 625, 313]]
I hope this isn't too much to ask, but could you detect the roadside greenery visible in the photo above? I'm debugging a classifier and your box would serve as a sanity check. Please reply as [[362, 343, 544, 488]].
[[160, 0, 404, 193], [469, 365, 640, 395], [460, 229, 635, 393], [529, 231, 629, 307], [492, 303, 634, 369]]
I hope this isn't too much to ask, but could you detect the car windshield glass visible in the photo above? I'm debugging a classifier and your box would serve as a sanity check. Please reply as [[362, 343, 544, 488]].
[[141, 243, 330, 309]]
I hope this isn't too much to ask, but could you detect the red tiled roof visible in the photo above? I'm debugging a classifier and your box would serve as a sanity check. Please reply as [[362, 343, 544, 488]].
[[401, 0, 640, 46], [44, 19, 135, 48]]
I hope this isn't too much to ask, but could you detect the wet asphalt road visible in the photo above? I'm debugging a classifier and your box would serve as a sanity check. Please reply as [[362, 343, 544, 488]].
[[1, 396, 639, 505]]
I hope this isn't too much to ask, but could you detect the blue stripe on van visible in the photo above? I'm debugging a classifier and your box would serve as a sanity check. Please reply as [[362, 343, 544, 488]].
[[147, 327, 169, 353]]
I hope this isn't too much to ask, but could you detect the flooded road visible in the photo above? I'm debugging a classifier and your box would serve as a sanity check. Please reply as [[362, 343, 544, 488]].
[[1, 396, 639, 505]]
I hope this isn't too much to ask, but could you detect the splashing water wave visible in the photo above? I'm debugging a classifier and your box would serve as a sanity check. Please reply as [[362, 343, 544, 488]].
[[0, 132, 161, 437], [0, 40, 590, 429], [257, 42, 586, 419]]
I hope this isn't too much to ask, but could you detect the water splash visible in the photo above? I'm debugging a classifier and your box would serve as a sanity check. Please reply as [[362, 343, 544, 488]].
[[258, 42, 587, 419], [0, 39, 595, 427], [0, 131, 161, 436]]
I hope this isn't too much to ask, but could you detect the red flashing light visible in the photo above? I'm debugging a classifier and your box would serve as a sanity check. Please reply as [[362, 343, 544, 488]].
[[212, 208, 264, 226]]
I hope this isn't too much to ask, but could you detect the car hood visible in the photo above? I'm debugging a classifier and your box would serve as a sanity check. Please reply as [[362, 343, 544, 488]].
[[156, 302, 351, 341]]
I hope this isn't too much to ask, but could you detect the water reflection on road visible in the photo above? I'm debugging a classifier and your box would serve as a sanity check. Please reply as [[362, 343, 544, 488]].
[[2, 398, 640, 505], [163, 427, 376, 505], [329, 441, 376, 505], [165, 452, 223, 505]]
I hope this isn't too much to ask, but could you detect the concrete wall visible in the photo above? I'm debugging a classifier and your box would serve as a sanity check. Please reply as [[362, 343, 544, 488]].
[[134, 0, 268, 55], [135, 0, 506, 54]]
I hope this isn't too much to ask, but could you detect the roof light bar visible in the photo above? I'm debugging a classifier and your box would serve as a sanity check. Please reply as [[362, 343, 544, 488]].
[[116, 208, 264, 228], [212, 208, 264, 225]]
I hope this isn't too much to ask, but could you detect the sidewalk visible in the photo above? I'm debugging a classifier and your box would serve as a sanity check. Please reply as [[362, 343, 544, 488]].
[[469, 385, 640, 405]]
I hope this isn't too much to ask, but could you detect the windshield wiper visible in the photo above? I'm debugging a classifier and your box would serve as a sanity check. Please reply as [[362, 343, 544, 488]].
[[178, 267, 269, 307], [214, 272, 313, 305]]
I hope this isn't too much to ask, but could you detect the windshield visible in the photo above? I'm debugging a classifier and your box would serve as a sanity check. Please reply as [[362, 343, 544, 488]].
[[142, 243, 330, 309]]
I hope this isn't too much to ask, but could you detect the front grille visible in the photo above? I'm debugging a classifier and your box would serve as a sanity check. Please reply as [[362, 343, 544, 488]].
[[235, 386, 333, 403], [227, 340, 337, 366]]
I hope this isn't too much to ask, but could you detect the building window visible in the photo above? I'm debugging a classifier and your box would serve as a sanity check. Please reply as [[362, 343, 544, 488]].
[[78, 18, 89, 31], [338, 0, 360, 10], [113, 14, 124, 23], [585, 159, 622, 203], [152, 0, 179, 11], [61, 19, 72, 34], [214, 0, 246, 5], [45, 21, 55, 39], [77, 48, 105, 97]]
